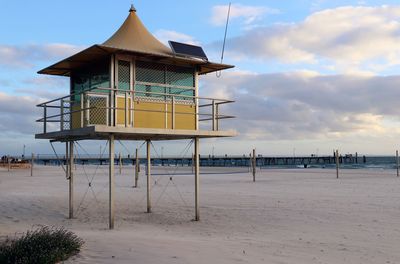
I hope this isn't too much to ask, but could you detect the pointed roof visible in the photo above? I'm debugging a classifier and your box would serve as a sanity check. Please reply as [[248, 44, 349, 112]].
[[38, 7, 234, 76], [102, 7, 173, 56]]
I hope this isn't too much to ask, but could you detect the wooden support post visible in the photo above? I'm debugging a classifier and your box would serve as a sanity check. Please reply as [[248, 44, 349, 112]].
[[171, 97, 175, 129], [192, 153, 194, 174], [43, 106, 47, 134], [335, 149, 339, 179], [252, 149, 256, 182], [194, 137, 200, 221], [119, 152, 122, 174], [397, 150, 399, 177], [146, 140, 151, 213], [31, 153, 34, 177], [69, 141, 74, 219], [65, 144, 69, 181], [109, 135, 115, 229], [135, 148, 139, 187], [7, 155, 10, 172]]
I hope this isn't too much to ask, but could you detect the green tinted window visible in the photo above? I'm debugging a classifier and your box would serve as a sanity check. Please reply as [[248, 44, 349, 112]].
[[135, 61, 194, 101], [135, 84, 165, 99], [72, 59, 110, 102], [167, 65, 194, 87], [136, 61, 165, 84]]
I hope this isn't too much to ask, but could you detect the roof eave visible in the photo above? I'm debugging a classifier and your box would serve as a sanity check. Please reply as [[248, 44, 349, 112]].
[[38, 44, 235, 76]]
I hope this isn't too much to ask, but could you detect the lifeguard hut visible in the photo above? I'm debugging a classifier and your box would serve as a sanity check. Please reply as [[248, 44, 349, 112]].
[[35, 5, 236, 229]]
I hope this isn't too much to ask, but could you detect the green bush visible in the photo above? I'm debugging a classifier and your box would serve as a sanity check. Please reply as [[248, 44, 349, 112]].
[[0, 226, 84, 264]]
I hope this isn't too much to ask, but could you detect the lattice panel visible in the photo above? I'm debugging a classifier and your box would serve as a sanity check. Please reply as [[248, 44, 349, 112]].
[[62, 100, 71, 130], [87, 95, 108, 125], [118, 60, 130, 91], [135, 61, 195, 102], [166, 65, 195, 87], [136, 61, 165, 84]]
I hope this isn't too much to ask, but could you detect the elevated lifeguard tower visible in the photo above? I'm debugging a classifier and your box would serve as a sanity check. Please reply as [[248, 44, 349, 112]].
[[35, 6, 236, 229]]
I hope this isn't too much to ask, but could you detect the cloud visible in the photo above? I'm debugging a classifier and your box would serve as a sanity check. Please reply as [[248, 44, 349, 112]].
[[211, 4, 279, 26], [201, 71, 400, 140], [154, 30, 200, 46], [223, 6, 400, 74], [0, 92, 41, 135], [0, 43, 84, 68]]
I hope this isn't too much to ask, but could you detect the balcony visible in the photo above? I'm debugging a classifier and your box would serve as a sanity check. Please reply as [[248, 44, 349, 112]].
[[35, 87, 236, 141]]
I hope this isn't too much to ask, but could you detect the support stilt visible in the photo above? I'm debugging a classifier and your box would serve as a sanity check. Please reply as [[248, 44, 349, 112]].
[[135, 148, 139, 187], [119, 152, 122, 174], [192, 153, 194, 174], [335, 149, 339, 179], [194, 137, 200, 221], [68, 141, 74, 219], [252, 149, 256, 182], [30, 153, 34, 177], [109, 135, 115, 229], [146, 140, 151, 213]]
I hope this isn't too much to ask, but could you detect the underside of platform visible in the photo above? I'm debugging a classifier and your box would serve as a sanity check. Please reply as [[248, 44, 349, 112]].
[[35, 125, 237, 142]]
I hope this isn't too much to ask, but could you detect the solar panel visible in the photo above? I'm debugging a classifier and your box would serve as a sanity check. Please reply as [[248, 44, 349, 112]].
[[169, 41, 208, 61]]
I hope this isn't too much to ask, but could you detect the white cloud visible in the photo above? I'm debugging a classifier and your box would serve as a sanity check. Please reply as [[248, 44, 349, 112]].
[[201, 71, 400, 140], [211, 4, 279, 26], [223, 5, 400, 74], [0, 92, 41, 135], [154, 30, 200, 46], [0, 43, 84, 68]]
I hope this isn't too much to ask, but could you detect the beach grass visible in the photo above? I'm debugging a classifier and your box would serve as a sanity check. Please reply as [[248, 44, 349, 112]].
[[0, 226, 84, 264]]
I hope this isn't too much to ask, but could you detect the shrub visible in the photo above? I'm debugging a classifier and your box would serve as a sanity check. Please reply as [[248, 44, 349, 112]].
[[0, 226, 84, 264]]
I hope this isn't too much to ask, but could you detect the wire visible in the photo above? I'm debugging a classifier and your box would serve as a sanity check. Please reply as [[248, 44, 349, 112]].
[[149, 140, 194, 208], [118, 140, 131, 155], [216, 2, 231, 78], [49, 141, 67, 176]]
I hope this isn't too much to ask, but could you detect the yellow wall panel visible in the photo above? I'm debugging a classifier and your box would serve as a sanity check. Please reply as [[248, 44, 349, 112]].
[[71, 99, 196, 130], [175, 104, 195, 130], [134, 101, 196, 130], [116, 97, 132, 126], [71, 105, 81, 129], [134, 101, 167, 129]]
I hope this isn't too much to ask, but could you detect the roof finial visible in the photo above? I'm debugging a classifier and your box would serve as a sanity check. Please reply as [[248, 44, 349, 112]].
[[129, 4, 137, 13]]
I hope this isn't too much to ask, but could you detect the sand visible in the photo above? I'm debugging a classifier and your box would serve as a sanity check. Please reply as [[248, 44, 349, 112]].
[[1, 165, 400, 263]]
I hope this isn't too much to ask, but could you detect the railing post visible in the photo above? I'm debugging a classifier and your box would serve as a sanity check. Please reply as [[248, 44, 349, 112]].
[[85, 93, 90, 125], [80, 93, 84, 128], [113, 89, 116, 127], [43, 105, 47, 134], [131, 90, 135, 127], [216, 103, 219, 131], [60, 99, 64, 131], [125, 91, 128, 127], [172, 96, 175, 129], [212, 100, 216, 131]]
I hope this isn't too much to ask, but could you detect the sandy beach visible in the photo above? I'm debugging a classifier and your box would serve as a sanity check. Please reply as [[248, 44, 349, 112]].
[[1, 165, 400, 263]]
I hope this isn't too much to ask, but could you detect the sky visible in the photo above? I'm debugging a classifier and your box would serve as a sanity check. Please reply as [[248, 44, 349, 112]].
[[1, 0, 400, 157]]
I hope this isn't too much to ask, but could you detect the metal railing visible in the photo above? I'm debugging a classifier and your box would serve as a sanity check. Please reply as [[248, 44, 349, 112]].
[[36, 87, 235, 134]]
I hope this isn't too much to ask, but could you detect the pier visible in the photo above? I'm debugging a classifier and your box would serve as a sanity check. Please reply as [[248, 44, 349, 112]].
[[25, 154, 360, 167]]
